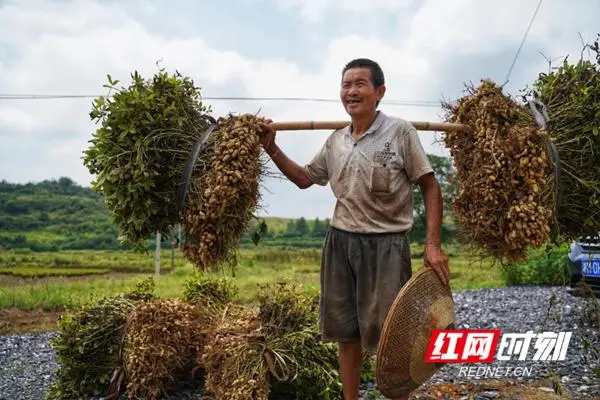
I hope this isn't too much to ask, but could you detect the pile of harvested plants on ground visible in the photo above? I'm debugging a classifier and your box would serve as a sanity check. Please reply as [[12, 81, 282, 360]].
[[47, 279, 156, 400], [122, 299, 209, 400], [47, 277, 369, 400], [200, 281, 373, 400]]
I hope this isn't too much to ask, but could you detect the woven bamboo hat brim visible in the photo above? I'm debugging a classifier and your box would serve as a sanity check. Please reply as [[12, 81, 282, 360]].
[[375, 268, 456, 399]]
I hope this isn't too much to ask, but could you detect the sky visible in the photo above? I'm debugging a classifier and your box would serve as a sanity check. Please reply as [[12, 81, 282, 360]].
[[0, 0, 598, 219]]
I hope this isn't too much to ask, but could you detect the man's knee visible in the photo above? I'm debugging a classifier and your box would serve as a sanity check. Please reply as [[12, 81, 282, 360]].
[[338, 339, 362, 359], [339, 340, 361, 349]]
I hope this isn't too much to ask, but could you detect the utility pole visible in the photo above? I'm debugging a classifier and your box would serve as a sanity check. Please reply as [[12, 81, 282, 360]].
[[155, 231, 161, 276], [178, 223, 182, 249], [170, 237, 177, 271]]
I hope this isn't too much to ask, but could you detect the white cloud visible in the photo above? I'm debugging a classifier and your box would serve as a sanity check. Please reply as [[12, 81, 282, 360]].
[[275, 0, 416, 23], [0, 0, 598, 218]]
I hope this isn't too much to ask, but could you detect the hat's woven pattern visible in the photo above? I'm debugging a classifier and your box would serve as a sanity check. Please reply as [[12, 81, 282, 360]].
[[376, 268, 456, 399]]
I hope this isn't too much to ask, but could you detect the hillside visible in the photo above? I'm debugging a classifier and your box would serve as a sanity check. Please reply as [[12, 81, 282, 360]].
[[0, 178, 331, 251], [0, 178, 117, 251], [0, 154, 458, 252]]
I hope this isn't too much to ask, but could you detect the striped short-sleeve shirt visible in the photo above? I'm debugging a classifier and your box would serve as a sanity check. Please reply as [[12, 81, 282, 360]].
[[304, 111, 433, 233]]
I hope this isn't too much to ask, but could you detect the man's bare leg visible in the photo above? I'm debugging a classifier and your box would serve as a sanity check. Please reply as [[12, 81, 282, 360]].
[[340, 344, 411, 400], [339, 340, 363, 400]]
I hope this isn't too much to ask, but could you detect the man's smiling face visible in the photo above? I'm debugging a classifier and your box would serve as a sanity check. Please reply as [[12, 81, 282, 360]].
[[340, 67, 385, 118]]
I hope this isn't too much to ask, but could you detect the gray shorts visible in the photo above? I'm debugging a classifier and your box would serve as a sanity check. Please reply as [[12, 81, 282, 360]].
[[319, 227, 412, 353]]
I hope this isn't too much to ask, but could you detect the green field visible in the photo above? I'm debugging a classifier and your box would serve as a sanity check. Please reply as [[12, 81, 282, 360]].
[[0, 249, 184, 274], [0, 244, 503, 315], [0, 266, 110, 278], [0, 176, 571, 336]]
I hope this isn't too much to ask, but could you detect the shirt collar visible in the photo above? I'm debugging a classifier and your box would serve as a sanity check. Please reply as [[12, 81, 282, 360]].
[[344, 111, 386, 139]]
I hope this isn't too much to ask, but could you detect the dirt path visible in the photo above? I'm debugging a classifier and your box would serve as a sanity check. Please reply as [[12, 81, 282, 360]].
[[408, 379, 592, 399], [0, 309, 61, 335], [0, 272, 139, 287]]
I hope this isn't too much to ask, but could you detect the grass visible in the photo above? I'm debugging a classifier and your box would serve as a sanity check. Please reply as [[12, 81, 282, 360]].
[[2, 231, 67, 242], [0, 249, 181, 274], [0, 244, 505, 315], [0, 272, 185, 311], [0, 266, 109, 278]]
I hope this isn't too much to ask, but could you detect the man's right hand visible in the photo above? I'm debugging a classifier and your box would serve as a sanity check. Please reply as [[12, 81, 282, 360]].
[[257, 118, 277, 155], [255, 117, 312, 189]]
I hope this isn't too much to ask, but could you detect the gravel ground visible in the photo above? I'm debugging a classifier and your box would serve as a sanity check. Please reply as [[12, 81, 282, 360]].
[[1, 286, 598, 400]]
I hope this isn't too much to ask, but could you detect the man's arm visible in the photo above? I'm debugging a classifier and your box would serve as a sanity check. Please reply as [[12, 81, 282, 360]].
[[417, 172, 443, 245], [401, 123, 449, 285], [258, 119, 328, 189], [266, 144, 313, 189], [417, 172, 449, 286]]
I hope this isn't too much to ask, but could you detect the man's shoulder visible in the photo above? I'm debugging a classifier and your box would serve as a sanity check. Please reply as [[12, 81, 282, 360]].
[[325, 125, 349, 143], [333, 123, 351, 136], [378, 113, 415, 136]]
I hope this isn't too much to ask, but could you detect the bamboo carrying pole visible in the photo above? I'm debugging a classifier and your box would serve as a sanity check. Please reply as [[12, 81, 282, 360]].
[[270, 120, 470, 132], [176, 118, 470, 213]]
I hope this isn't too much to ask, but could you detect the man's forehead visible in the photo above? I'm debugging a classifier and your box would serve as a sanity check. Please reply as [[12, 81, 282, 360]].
[[342, 68, 371, 81]]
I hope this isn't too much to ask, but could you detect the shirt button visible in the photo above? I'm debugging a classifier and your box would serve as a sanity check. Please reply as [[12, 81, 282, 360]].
[[353, 143, 357, 147]]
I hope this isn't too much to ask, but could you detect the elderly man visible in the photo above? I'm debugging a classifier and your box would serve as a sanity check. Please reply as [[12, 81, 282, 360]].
[[258, 58, 449, 400]]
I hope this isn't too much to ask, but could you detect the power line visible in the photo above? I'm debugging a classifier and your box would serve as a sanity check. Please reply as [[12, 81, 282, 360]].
[[0, 93, 442, 107], [0, 4, 546, 109], [504, 0, 543, 84]]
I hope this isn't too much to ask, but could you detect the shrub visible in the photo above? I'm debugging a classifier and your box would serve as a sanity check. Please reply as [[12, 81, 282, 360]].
[[183, 273, 239, 308], [501, 243, 570, 286]]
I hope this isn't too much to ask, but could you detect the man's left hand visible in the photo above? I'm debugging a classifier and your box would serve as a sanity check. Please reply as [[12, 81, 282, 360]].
[[424, 243, 450, 286]]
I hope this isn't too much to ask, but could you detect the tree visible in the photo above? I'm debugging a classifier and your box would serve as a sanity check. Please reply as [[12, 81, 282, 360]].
[[412, 155, 457, 222], [58, 177, 75, 194], [411, 155, 458, 243], [295, 217, 309, 236], [285, 220, 296, 233], [312, 218, 323, 235]]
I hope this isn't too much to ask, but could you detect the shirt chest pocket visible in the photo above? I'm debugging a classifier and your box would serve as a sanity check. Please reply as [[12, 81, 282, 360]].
[[369, 158, 403, 195], [370, 165, 391, 194]]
